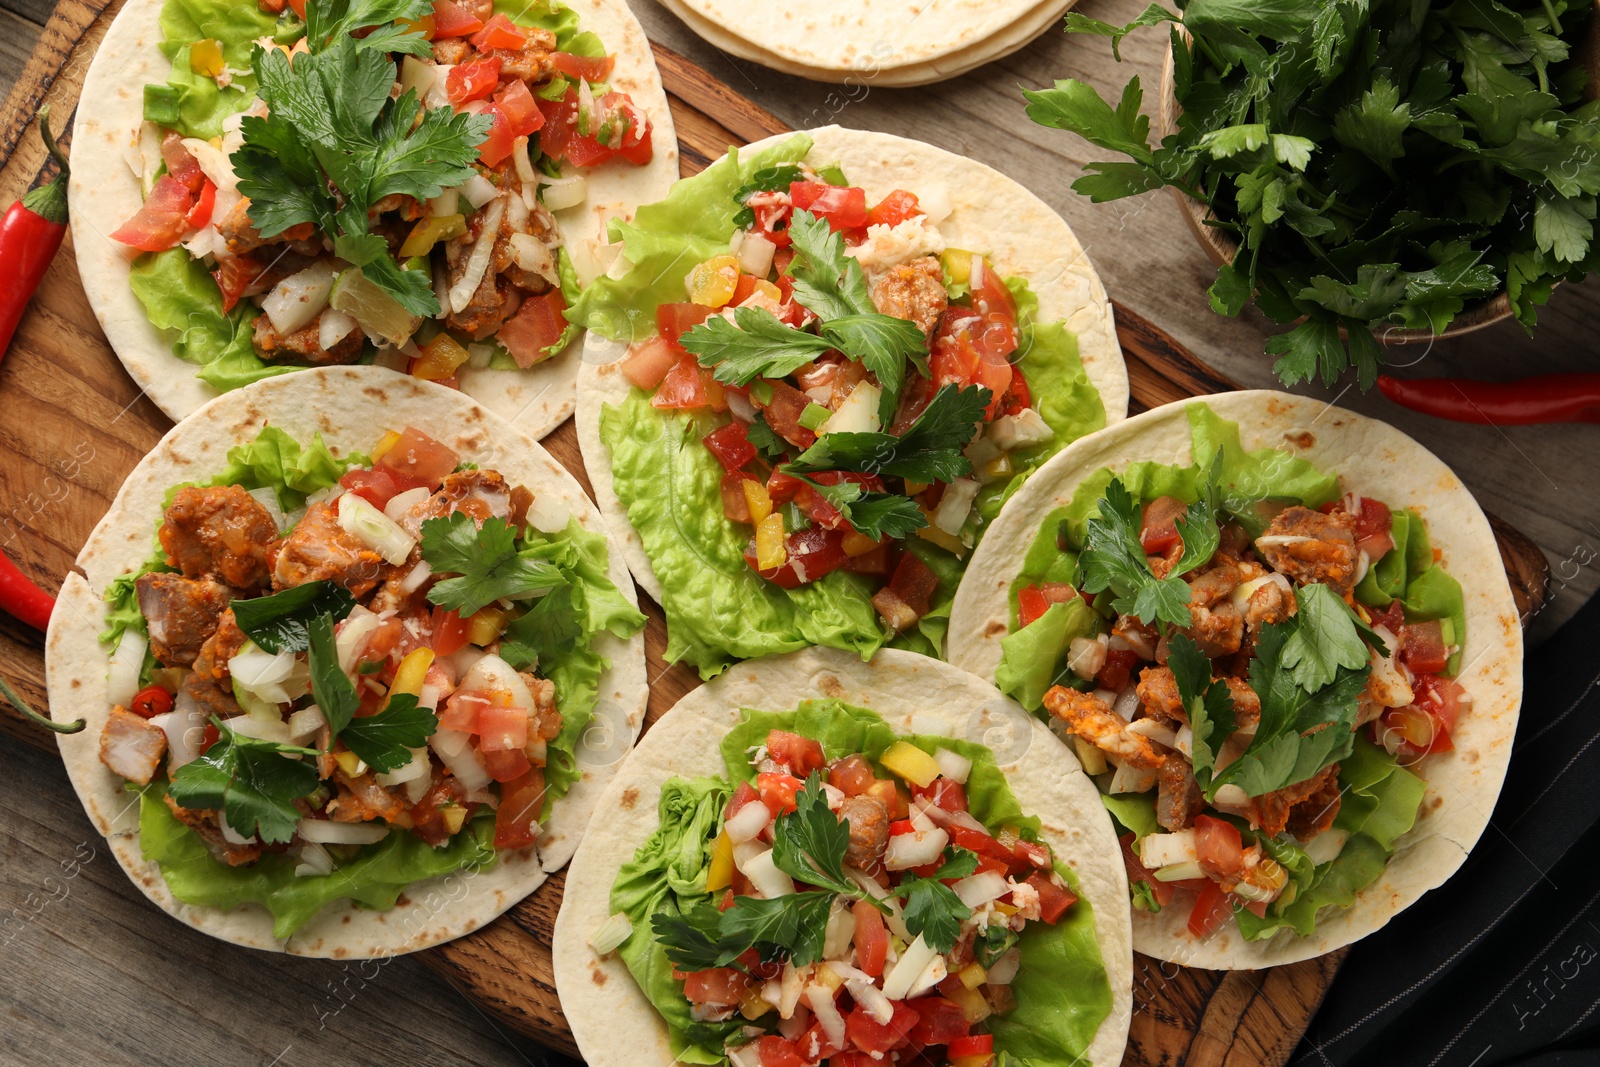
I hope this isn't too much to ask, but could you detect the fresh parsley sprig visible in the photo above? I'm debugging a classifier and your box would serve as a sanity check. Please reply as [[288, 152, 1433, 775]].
[[167, 719, 321, 844], [1279, 583, 1372, 691], [681, 308, 836, 386], [793, 476, 927, 540], [420, 513, 564, 617], [893, 849, 977, 952], [1166, 632, 1235, 794], [783, 384, 989, 484], [786, 210, 877, 322], [307, 613, 439, 772], [231, 580, 356, 654], [1078, 478, 1194, 629], [304, 0, 434, 55], [770, 773, 862, 897]]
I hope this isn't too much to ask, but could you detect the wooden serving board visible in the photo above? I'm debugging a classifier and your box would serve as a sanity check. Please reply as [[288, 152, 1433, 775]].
[[0, 5, 1550, 1065]]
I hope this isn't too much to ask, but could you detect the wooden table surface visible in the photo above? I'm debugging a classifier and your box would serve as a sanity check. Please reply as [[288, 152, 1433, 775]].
[[0, 2, 1592, 1065]]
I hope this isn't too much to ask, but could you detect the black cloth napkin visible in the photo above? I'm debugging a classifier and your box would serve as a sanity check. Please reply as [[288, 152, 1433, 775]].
[[1294, 590, 1600, 1067]]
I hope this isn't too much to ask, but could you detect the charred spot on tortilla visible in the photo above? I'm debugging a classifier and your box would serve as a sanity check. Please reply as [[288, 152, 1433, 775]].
[[619, 787, 639, 810]]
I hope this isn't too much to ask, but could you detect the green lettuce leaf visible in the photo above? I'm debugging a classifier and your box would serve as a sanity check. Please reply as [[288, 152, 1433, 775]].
[[153, 0, 281, 138], [1187, 402, 1340, 535], [611, 700, 1112, 1065], [599, 390, 887, 677], [140, 784, 496, 939], [994, 599, 1100, 712]]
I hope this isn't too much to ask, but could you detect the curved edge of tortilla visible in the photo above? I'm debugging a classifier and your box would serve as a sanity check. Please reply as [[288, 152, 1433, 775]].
[[576, 123, 1128, 601], [48, 365, 648, 958], [67, 0, 678, 440], [551, 645, 1133, 1067], [947, 389, 1524, 968]]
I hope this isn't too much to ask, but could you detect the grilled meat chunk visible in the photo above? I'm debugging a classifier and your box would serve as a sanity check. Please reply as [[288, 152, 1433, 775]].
[[252, 311, 364, 365], [99, 706, 167, 785], [1044, 686, 1166, 771], [838, 795, 890, 872], [871, 256, 947, 339], [160, 485, 280, 590], [272, 501, 390, 597], [184, 609, 249, 719], [1249, 764, 1341, 838], [165, 795, 262, 866], [135, 572, 232, 667], [1156, 758, 1203, 832], [1136, 666, 1185, 726], [217, 197, 315, 255], [1255, 506, 1360, 594]]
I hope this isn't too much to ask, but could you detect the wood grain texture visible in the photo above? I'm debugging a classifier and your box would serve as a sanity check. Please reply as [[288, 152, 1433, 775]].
[[0, 3, 1561, 1067]]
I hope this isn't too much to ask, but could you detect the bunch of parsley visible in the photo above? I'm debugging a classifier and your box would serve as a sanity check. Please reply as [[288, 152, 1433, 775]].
[[1027, 0, 1600, 388], [234, 0, 491, 316]]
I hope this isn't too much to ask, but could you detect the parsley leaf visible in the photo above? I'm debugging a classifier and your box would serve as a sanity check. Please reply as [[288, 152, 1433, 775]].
[[1078, 479, 1192, 629], [795, 477, 927, 540], [682, 308, 835, 386], [654, 893, 837, 971], [731, 165, 803, 229], [1280, 583, 1370, 691], [499, 583, 582, 672], [305, 0, 434, 54], [339, 692, 439, 773], [1170, 474, 1221, 579], [783, 384, 988, 483], [744, 414, 791, 461], [307, 613, 360, 737], [1213, 620, 1370, 798], [231, 580, 356, 654], [770, 774, 862, 898], [893, 849, 977, 952], [421, 513, 564, 617], [819, 314, 927, 407], [1166, 632, 1235, 792], [785, 210, 876, 321], [167, 719, 320, 844]]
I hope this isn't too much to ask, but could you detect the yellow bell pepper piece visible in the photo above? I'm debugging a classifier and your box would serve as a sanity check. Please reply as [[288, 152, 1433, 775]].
[[957, 962, 988, 990], [738, 987, 772, 1020], [755, 512, 786, 570], [389, 648, 435, 700], [686, 255, 740, 308], [841, 531, 880, 556], [466, 605, 512, 646], [190, 39, 225, 78], [915, 518, 968, 557], [980, 453, 1014, 484], [742, 479, 774, 524], [815, 965, 844, 992], [881, 741, 941, 788], [440, 804, 467, 835], [398, 12, 436, 38], [334, 749, 367, 778], [705, 831, 734, 893], [752, 279, 782, 303], [371, 430, 402, 462], [944, 982, 993, 1025], [400, 213, 467, 258], [412, 333, 471, 381], [940, 248, 974, 288]]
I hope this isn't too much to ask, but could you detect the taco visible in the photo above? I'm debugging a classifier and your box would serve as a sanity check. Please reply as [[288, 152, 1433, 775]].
[[552, 646, 1132, 1067], [947, 391, 1523, 967], [45, 365, 648, 957], [70, 0, 677, 439], [572, 125, 1127, 678]]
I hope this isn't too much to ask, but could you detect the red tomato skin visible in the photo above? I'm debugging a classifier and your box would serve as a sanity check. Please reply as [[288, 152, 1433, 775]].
[[680, 967, 751, 1007], [1139, 496, 1189, 554], [906, 996, 970, 1047], [212, 256, 263, 313], [743, 526, 847, 588], [652, 355, 709, 410], [1026, 871, 1078, 923], [498, 289, 569, 367], [446, 56, 502, 105], [160, 131, 206, 191], [756, 772, 804, 816], [472, 102, 516, 166], [866, 189, 921, 228], [724, 780, 762, 822], [1187, 878, 1233, 938], [550, 51, 615, 81], [851, 899, 889, 977], [657, 302, 716, 349], [185, 180, 217, 230], [1193, 814, 1245, 881], [493, 80, 544, 137], [887, 552, 939, 617], [828, 756, 877, 796], [703, 421, 757, 473], [468, 12, 526, 49], [339, 468, 400, 509], [480, 744, 534, 783], [1401, 620, 1450, 675], [493, 766, 546, 849], [1018, 584, 1048, 627], [377, 427, 460, 489], [789, 182, 869, 230], [430, 606, 469, 656], [430, 0, 484, 37], [947, 1034, 995, 1057], [912, 778, 967, 813], [845, 1000, 921, 1054], [766, 730, 826, 776], [1097, 648, 1140, 693], [755, 1035, 806, 1067], [111, 175, 194, 252], [129, 684, 175, 719]]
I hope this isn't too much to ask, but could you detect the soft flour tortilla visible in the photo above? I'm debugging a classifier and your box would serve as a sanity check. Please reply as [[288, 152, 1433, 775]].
[[577, 124, 1128, 603], [552, 646, 1132, 1067], [947, 390, 1524, 968], [656, 0, 1078, 87], [69, 0, 678, 440], [45, 365, 648, 958]]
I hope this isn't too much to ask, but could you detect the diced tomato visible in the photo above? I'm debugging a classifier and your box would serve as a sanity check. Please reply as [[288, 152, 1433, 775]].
[[476, 703, 530, 753], [437, 690, 486, 733], [493, 80, 544, 138], [185, 179, 217, 230], [160, 130, 205, 192], [494, 766, 546, 849], [795, 1021, 842, 1064], [1193, 814, 1245, 881], [480, 744, 534, 782], [1352, 496, 1394, 542], [657, 302, 716, 350], [888, 552, 939, 616], [285, 0, 306, 15], [1371, 600, 1406, 635], [471, 101, 516, 167], [749, 196, 794, 249], [829, 1054, 879, 1067], [408, 772, 476, 846], [620, 336, 678, 391], [653, 354, 709, 410], [1119, 833, 1175, 908], [258, 0, 287, 13], [720, 471, 755, 523], [947, 823, 1015, 867], [930, 309, 1011, 418], [842, 542, 890, 575], [745, 525, 847, 588], [948, 1034, 995, 1058], [756, 380, 818, 449], [703, 421, 757, 473], [537, 88, 653, 168], [864, 778, 909, 820], [339, 468, 400, 509], [907, 996, 970, 1048], [996, 364, 1032, 418], [1097, 648, 1139, 693], [1187, 878, 1233, 938], [1026, 871, 1077, 924], [846, 1000, 920, 1054], [212, 255, 263, 313], [447, 56, 502, 105], [111, 175, 193, 252], [847, 898, 890, 978], [756, 772, 804, 816], [827, 756, 875, 796], [725, 779, 762, 822], [1017, 585, 1048, 627], [766, 730, 826, 776], [766, 469, 804, 503], [1414, 673, 1466, 735], [467, 12, 526, 49], [376, 426, 459, 489], [1140, 496, 1189, 554], [753, 1035, 805, 1067], [1011, 838, 1053, 873], [129, 684, 174, 719], [430, 606, 469, 656], [866, 189, 921, 228], [913, 778, 967, 813], [499, 289, 569, 367], [790, 182, 869, 231], [430, 0, 484, 37], [681, 967, 752, 1007], [969, 257, 1019, 357], [1401, 620, 1450, 675], [550, 51, 615, 82]]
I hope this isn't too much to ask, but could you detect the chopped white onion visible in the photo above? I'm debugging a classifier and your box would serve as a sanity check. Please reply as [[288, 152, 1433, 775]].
[[294, 840, 335, 878], [106, 628, 147, 710], [262, 262, 336, 336], [1112, 686, 1141, 721], [885, 825, 949, 871], [988, 408, 1054, 450], [932, 747, 972, 784], [179, 136, 238, 193], [726, 390, 756, 422], [1068, 634, 1109, 680], [337, 491, 416, 565], [1154, 860, 1205, 882], [821, 899, 857, 960], [376, 746, 431, 787], [1109, 761, 1157, 794], [1126, 717, 1178, 749], [1139, 829, 1198, 868], [509, 232, 559, 285], [466, 342, 494, 369], [736, 231, 777, 277], [431, 727, 491, 790], [461, 654, 534, 708], [319, 307, 359, 350], [136, 121, 162, 194], [818, 382, 881, 436], [461, 174, 499, 209], [538, 172, 587, 212], [986, 947, 1022, 985], [223, 713, 291, 745], [951, 870, 1010, 908], [905, 952, 948, 1000], [297, 819, 390, 845], [738, 849, 795, 898], [397, 559, 432, 594], [512, 135, 536, 183], [336, 609, 381, 675], [429, 188, 460, 217], [588, 912, 634, 955], [448, 198, 505, 314], [932, 478, 979, 536], [1302, 828, 1350, 865], [153, 692, 208, 770], [881, 934, 938, 1001], [382, 485, 431, 523], [805, 985, 847, 1050], [287, 705, 325, 744], [918, 184, 953, 225], [724, 799, 771, 843], [244, 486, 291, 534]]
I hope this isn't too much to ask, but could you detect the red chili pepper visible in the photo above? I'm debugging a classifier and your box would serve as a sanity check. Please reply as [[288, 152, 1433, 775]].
[[0, 108, 68, 632], [1378, 373, 1600, 426]]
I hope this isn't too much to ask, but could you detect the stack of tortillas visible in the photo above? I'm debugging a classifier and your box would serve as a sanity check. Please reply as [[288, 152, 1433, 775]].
[[657, 0, 1080, 86]]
